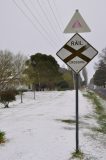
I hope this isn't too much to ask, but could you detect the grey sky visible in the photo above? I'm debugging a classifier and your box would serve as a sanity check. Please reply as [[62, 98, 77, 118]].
[[0, 0, 106, 80]]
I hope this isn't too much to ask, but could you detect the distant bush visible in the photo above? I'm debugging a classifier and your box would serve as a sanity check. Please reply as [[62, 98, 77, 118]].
[[56, 80, 70, 90], [0, 131, 6, 143], [0, 90, 16, 108], [17, 89, 28, 93]]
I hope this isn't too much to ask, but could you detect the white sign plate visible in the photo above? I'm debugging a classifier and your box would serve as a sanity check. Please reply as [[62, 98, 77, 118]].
[[64, 10, 91, 33], [56, 33, 98, 73]]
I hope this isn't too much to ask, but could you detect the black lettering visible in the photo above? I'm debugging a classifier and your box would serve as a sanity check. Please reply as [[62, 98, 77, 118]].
[[79, 41, 83, 45], [69, 61, 85, 64], [71, 41, 83, 46], [71, 41, 75, 45], [75, 41, 79, 45]]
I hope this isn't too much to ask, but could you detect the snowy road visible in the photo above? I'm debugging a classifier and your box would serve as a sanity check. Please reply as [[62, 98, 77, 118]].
[[0, 91, 106, 160]]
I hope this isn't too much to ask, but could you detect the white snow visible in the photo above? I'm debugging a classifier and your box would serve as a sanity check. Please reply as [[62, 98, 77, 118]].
[[0, 90, 106, 160]]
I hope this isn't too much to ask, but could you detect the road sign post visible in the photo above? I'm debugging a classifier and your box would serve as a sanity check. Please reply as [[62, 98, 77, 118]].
[[56, 34, 98, 152], [56, 10, 98, 154], [75, 73, 79, 152]]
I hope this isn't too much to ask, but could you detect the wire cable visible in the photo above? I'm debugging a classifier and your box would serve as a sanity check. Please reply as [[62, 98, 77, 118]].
[[21, 0, 57, 47], [12, 0, 56, 49], [37, 0, 62, 42], [29, 0, 60, 44], [47, 0, 62, 32], [52, 0, 64, 29]]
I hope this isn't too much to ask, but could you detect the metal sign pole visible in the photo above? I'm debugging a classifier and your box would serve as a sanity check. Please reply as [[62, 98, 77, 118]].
[[75, 73, 79, 152]]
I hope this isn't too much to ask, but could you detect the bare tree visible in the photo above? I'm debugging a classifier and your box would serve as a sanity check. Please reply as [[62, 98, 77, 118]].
[[101, 48, 106, 63], [0, 50, 27, 91], [82, 67, 88, 86]]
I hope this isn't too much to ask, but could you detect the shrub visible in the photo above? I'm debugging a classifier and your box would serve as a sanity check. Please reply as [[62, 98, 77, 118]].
[[0, 90, 16, 108], [56, 80, 70, 90], [0, 131, 6, 143]]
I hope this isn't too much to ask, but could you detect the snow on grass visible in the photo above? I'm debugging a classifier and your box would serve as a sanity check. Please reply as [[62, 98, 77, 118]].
[[0, 90, 106, 160]]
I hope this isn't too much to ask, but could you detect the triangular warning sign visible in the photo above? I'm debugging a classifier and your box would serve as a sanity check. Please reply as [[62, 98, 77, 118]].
[[64, 10, 91, 33]]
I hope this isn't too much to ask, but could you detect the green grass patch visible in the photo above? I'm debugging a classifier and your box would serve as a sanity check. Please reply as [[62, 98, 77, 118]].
[[98, 114, 106, 121], [92, 126, 106, 134], [56, 119, 76, 124], [83, 91, 103, 112], [84, 114, 92, 119], [71, 150, 84, 159], [56, 119, 90, 130], [0, 131, 6, 143], [83, 90, 106, 134]]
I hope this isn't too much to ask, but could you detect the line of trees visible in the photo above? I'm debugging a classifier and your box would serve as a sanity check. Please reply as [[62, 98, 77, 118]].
[[0, 51, 75, 107], [93, 48, 106, 88], [0, 50, 89, 107], [0, 50, 88, 94]]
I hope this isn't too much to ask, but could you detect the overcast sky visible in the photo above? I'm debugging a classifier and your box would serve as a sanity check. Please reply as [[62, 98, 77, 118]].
[[0, 0, 106, 80]]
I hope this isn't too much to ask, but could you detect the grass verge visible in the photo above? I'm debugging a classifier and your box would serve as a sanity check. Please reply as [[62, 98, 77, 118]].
[[71, 150, 84, 159], [83, 90, 106, 134]]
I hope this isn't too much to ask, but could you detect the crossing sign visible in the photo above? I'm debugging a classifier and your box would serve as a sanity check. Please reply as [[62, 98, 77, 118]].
[[56, 33, 98, 73]]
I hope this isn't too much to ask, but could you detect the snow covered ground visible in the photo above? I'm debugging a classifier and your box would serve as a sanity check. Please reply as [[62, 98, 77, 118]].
[[0, 90, 106, 160]]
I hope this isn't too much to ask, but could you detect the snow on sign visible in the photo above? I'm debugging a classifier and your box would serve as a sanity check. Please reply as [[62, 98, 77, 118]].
[[64, 10, 91, 33], [56, 33, 98, 73]]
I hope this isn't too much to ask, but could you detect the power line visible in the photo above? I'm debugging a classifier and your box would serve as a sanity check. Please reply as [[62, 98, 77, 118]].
[[12, 1, 41, 33], [37, 0, 62, 42], [12, 0, 56, 49], [21, 0, 57, 47], [52, 0, 64, 29], [47, 0, 62, 32], [29, 0, 60, 44]]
